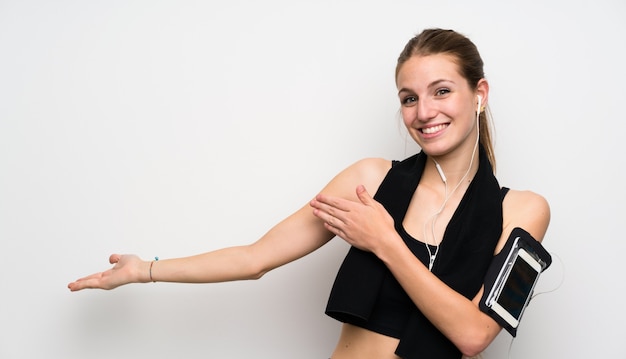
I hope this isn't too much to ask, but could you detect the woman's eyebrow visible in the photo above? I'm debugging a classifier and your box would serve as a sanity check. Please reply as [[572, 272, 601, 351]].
[[427, 79, 455, 89], [397, 79, 456, 96]]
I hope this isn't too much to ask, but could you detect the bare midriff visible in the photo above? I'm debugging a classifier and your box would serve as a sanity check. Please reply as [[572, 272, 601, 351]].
[[330, 323, 402, 359]]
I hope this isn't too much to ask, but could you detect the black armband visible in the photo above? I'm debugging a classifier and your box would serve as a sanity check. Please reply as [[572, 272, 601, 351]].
[[479, 227, 552, 336]]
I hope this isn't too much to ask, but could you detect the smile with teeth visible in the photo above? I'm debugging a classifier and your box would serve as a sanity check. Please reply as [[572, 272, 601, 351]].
[[421, 123, 448, 134]]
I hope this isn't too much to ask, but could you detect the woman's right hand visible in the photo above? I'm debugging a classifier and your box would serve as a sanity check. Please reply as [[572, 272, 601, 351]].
[[67, 254, 148, 291]]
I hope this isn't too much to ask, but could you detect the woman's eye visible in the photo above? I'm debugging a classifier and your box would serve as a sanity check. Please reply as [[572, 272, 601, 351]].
[[435, 88, 450, 96], [402, 96, 417, 106]]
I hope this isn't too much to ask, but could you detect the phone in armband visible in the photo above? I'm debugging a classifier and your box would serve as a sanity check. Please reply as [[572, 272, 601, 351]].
[[480, 227, 552, 336]]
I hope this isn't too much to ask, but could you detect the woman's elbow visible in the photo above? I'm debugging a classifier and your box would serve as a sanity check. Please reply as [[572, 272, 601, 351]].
[[236, 245, 273, 280], [457, 324, 500, 357], [459, 339, 489, 358], [460, 343, 487, 358], [246, 266, 269, 280], [243, 259, 271, 280]]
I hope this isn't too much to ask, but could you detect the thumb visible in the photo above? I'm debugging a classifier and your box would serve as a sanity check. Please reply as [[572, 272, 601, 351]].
[[356, 185, 373, 205], [109, 254, 122, 265]]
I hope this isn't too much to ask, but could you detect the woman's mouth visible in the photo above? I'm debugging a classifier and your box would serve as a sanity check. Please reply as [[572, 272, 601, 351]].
[[420, 124, 448, 134]]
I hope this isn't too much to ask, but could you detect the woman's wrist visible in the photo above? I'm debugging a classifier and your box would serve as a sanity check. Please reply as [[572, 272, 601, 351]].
[[138, 259, 155, 283], [374, 232, 405, 264], [148, 257, 159, 282], [141, 257, 159, 283]]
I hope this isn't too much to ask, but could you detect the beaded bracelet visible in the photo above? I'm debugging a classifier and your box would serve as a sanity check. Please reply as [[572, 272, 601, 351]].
[[149, 256, 159, 282]]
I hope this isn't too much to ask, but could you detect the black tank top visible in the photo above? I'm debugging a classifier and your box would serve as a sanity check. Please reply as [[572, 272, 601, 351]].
[[325, 146, 504, 359]]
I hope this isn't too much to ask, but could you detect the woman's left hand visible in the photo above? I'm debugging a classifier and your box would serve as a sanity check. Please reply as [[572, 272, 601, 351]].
[[310, 185, 396, 253]]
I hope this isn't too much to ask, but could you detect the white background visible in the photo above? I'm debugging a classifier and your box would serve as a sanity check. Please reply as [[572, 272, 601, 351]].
[[1, 1, 625, 358]]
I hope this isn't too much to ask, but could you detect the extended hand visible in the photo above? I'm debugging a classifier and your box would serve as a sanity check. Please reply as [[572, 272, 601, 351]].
[[67, 254, 147, 291], [310, 185, 397, 253]]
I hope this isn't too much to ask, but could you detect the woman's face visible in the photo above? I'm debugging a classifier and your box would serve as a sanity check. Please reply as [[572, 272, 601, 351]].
[[396, 54, 483, 158]]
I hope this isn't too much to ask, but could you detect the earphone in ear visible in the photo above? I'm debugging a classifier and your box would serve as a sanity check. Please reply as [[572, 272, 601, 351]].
[[477, 95, 482, 113]]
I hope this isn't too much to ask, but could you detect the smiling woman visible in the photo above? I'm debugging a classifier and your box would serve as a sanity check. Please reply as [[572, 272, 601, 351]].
[[68, 28, 550, 359], [397, 54, 487, 162], [396, 29, 495, 168]]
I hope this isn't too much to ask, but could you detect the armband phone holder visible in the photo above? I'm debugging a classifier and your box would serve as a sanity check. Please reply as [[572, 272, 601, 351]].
[[480, 227, 552, 337]]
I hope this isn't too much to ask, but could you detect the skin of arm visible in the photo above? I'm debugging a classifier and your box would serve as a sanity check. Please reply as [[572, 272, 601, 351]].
[[311, 187, 550, 357], [67, 158, 392, 292]]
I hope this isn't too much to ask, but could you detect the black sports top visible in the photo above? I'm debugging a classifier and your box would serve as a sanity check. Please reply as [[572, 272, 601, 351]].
[[325, 146, 504, 359]]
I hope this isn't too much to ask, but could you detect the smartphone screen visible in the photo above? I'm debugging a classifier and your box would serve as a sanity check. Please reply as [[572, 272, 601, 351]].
[[496, 253, 540, 320]]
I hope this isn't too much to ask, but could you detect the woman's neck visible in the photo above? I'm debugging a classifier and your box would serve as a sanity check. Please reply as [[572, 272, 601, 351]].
[[425, 149, 480, 189]]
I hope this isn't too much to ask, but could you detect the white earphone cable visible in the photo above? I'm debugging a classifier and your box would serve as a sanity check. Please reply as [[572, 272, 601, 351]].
[[424, 96, 482, 271]]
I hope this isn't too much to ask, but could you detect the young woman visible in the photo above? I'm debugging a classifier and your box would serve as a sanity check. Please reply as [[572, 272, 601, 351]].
[[68, 28, 550, 359]]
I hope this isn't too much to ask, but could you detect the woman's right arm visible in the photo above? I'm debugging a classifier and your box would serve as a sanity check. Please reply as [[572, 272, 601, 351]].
[[67, 157, 391, 292]]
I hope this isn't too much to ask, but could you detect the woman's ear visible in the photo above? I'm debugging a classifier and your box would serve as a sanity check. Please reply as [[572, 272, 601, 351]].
[[476, 78, 489, 111]]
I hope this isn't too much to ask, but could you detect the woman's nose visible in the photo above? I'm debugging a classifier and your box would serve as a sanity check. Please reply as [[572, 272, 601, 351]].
[[417, 99, 437, 122]]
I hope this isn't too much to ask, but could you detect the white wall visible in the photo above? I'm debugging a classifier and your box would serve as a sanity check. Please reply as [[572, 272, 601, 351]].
[[1, 1, 624, 358]]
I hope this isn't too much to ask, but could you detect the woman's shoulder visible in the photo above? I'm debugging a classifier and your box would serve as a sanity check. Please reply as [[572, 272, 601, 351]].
[[502, 188, 551, 242], [341, 157, 393, 187], [503, 189, 550, 216], [351, 157, 393, 173], [321, 158, 392, 201]]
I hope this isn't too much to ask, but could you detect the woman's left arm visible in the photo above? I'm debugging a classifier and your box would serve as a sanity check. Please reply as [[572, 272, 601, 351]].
[[311, 187, 550, 357]]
